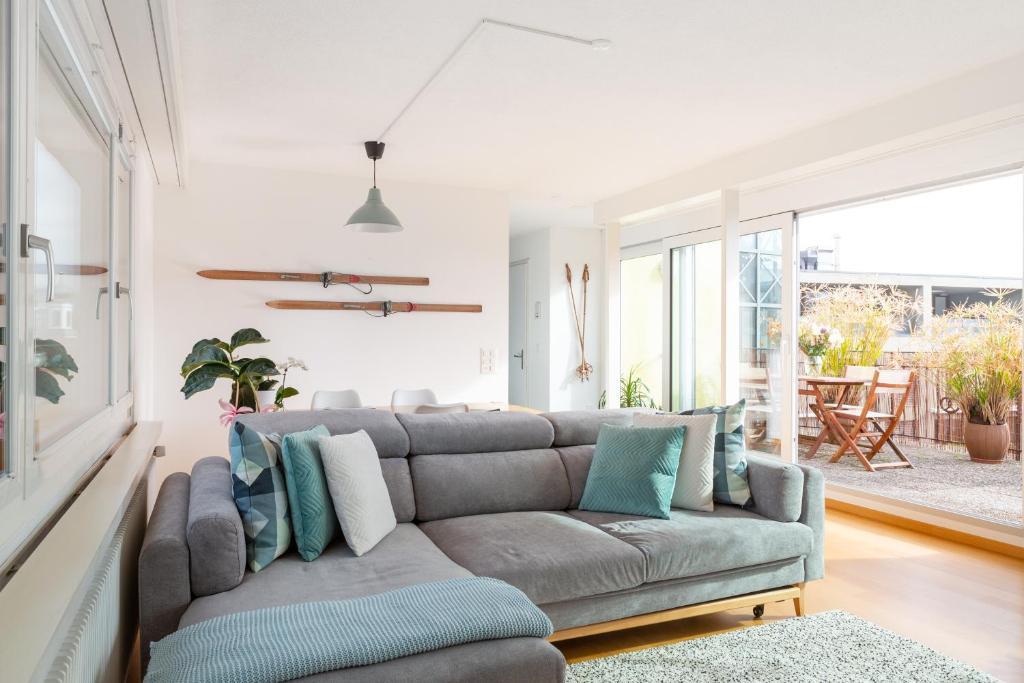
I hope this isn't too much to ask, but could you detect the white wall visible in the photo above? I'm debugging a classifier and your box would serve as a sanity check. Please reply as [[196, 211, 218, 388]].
[[153, 161, 508, 479], [509, 226, 604, 411]]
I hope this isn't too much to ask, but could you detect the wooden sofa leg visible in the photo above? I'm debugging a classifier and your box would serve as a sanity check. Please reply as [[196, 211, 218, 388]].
[[793, 584, 806, 617]]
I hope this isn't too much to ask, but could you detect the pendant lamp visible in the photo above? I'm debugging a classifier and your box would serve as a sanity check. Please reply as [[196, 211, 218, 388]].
[[346, 141, 403, 233]]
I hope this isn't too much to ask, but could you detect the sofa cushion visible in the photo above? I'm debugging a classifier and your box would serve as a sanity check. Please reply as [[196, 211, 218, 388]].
[[419, 511, 646, 605], [228, 422, 291, 572], [396, 412, 554, 455], [410, 450, 571, 522], [556, 445, 594, 508], [568, 507, 814, 583], [578, 424, 685, 519], [541, 409, 639, 447], [281, 425, 337, 561], [380, 458, 416, 523], [237, 409, 410, 457], [179, 524, 470, 628], [187, 457, 246, 596]]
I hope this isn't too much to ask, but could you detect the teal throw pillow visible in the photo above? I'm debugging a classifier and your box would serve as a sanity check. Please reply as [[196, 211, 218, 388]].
[[281, 425, 337, 561], [680, 399, 751, 506], [229, 421, 292, 572], [579, 424, 686, 519]]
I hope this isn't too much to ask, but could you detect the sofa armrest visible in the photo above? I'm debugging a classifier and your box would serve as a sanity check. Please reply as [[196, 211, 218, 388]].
[[746, 455, 804, 523], [139, 472, 192, 672], [746, 455, 825, 582], [187, 457, 246, 596], [795, 463, 825, 581]]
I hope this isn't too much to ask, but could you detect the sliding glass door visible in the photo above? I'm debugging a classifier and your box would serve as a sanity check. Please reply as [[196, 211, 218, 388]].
[[668, 234, 722, 411], [620, 249, 664, 409], [657, 214, 797, 459], [739, 214, 796, 460]]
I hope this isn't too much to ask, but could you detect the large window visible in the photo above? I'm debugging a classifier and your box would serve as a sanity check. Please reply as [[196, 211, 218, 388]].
[[0, 2, 135, 564], [797, 172, 1023, 527], [34, 53, 111, 448], [620, 253, 663, 408]]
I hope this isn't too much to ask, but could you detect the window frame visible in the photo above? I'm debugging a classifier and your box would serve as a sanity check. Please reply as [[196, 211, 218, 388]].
[[0, 0, 136, 565]]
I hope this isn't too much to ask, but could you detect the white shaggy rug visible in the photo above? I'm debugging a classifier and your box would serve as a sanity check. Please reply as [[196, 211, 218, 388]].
[[565, 611, 999, 682]]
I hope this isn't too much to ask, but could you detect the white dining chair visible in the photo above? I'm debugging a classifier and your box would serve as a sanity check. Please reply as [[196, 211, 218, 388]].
[[414, 403, 469, 414], [391, 388, 438, 409], [311, 389, 363, 410]]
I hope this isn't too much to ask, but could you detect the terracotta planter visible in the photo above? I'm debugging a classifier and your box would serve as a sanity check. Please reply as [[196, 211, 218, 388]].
[[963, 421, 1010, 463]]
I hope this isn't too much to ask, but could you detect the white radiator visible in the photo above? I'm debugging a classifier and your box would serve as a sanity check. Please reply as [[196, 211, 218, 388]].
[[42, 479, 147, 683]]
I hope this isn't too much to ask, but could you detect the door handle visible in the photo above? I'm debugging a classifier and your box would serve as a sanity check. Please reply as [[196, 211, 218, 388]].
[[513, 349, 524, 370], [21, 224, 55, 302]]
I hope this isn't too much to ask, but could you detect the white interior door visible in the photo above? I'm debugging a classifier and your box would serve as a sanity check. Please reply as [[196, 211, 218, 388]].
[[508, 260, 528, 406]]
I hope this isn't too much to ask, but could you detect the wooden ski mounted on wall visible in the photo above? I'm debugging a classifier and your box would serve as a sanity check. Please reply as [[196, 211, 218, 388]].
[[197, 269, 429, 287], [266, 300, 482, 316]]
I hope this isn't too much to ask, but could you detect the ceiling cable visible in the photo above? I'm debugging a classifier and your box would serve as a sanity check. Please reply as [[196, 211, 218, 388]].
[[376, 18, 611, 142]]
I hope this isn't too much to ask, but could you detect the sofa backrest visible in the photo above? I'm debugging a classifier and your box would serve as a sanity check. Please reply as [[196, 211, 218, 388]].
[[236, 409, 410, 457], [232, 408, 627, 521], [541, 409, 639, 447], [395, 411, 554, 454]]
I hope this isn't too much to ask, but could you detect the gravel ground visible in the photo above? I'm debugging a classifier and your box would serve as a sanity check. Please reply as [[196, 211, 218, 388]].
[[797, 441, 1023, 526]]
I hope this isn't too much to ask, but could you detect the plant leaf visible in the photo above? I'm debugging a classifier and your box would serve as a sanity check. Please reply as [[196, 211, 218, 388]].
[[181, 364, 235, 398], [274, 386, 299, 404], [257, 378, 279, 391], [35, 368, 65, 404], [238, 357, 279, 380], [229, 328, 270, 351], [181, 344, 231, 376]]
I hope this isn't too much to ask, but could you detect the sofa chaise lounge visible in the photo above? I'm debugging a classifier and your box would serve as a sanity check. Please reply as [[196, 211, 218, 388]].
[[140, 408, 824, 682]]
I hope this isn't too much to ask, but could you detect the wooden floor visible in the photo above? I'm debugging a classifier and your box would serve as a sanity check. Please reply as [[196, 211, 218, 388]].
[[554, 509, 1024, 682]]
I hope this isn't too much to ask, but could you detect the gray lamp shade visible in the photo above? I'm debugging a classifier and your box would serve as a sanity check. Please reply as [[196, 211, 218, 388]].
[[345, 187, 403, 233]]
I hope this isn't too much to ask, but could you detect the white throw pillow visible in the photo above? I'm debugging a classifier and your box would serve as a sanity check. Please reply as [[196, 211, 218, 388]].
[[318, 430, 396, 556], [633, 413, 717, 512]]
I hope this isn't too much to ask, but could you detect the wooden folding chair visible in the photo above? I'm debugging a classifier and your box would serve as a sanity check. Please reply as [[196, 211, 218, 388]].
[[827, 369, 917, 472]]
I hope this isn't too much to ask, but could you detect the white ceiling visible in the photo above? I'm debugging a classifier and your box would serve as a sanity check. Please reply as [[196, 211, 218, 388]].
[[174, 0, 1024, 226]]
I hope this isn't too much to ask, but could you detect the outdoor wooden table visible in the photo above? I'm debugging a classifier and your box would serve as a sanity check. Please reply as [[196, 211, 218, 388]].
[[799, 375, 871, 462]]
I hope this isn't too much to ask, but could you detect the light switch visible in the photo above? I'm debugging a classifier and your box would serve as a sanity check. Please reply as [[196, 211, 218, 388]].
[[480, 348, 496, 374]]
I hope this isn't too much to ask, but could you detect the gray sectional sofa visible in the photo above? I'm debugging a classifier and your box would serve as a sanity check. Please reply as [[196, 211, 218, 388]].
[[140, 408, 824, 682]]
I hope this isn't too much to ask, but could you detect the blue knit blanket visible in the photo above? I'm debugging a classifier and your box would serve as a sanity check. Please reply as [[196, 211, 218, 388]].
[[145, 577, 553, 683]]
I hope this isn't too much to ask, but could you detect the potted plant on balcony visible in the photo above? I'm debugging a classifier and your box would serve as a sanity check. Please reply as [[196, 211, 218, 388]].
[[919, 293, 1023, 463]]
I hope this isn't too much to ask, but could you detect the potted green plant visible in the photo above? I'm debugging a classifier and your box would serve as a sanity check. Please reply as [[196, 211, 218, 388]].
[[919, 295, 1022, 463], [180, 328, 279, 420], [598, 364, 661, 410]]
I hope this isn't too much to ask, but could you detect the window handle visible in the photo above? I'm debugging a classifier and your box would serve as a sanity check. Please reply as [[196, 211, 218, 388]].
[[118, 283, 133, 320], [21, 224, 55, 302], [97, 282, 133, 320]]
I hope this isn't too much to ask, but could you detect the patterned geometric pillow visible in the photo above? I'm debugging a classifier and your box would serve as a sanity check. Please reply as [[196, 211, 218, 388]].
[[281, 425, 337, 561], [229, 421, 292, 572], [679, 399, 751, 507]]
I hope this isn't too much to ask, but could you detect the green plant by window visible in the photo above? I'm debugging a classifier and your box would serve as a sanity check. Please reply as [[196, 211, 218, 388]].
[[180, 328, 279, 411], [598, 364, 661, 409]]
